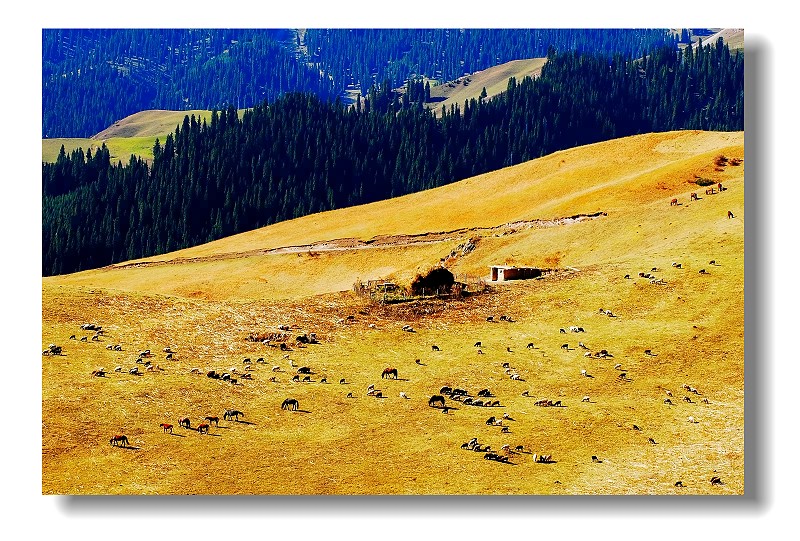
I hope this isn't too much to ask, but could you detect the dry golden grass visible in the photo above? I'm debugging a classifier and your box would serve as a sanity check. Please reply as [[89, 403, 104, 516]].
[[427, 58, 547, 116], [42, 130, 743, 495]]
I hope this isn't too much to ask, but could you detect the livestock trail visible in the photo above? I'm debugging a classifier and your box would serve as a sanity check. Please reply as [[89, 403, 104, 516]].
[[107, 212, 606, 271]]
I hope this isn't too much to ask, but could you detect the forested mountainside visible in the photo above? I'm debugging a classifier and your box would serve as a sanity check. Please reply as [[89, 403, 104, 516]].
[[43, 41, 743, 276], [42, 29, 677, 138], [42, 29, 337, 138], [303, 28, 676, 92]]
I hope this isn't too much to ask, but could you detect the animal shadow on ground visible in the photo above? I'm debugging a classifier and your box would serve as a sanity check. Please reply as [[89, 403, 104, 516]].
[[293, 409, 312, 414], [170, 433, 186, 437], [234, 420, 256, 425]]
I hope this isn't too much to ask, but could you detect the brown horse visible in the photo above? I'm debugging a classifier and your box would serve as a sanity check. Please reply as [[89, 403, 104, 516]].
[[160, 423, 173, 434], [690, 192, 698, 201], [428, 395, 446, 408], [178, 417, 191, 429], [727, 210, 735, 219], [670, 198, 678, 206], [205, 416, 219, 426], [382, 367, 398, 379], [110, 435, 129, 447], [198, 423, 210, 434]]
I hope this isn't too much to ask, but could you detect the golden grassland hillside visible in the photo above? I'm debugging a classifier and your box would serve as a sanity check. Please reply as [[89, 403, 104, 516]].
[[42, 130, 744, 495], [42, 109, 242, 163], [426, 58, 547, 116]]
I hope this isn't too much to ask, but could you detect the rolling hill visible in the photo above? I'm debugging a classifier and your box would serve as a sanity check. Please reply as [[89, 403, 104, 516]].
[[426, 58, 548, 115], [42, 130, 744, 495]]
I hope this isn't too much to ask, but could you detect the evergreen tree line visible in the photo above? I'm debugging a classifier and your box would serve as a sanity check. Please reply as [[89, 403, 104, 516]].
[[43, 29, 677, 138], [43, 42, 743, 276], [302, 28, 678, 93]]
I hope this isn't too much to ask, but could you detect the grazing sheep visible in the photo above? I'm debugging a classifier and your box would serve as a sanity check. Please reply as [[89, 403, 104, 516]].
[[711, 476, 723, 485], [675, 481, 684, 487], [561, 343, 569, 350], [521, 391, 530, 397], [474, 341, 482, 347], [292, 375, 300, 382], [664, 398, 674, 405], [115, 366, 123, 372], [272, 366, 281, 372], [320, 377, 327, 384], [648, 438, 657, 445], [527, 343, 534, 349], [431, 345, 440, 351], [633, 425, 641, 431], [560, 328, 566, 334], [415, 359, 423, 365], [665, 390, 673, 397], [346, 392, 354, 398], [683, 396, 693, 403], [702, 398, 710, 404], [400, 392, 409, 399], [582, 396, 590, 402], [584, 352, 593, 357], [592, 456, 602, 463], [688, 416, 698, 423], [477, 349, 484, 355], [502, 413, 514, 421]]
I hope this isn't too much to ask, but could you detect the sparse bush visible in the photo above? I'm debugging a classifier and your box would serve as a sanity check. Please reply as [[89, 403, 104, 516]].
[[714, 154, 728, 167], [729, 158, 742, 166]]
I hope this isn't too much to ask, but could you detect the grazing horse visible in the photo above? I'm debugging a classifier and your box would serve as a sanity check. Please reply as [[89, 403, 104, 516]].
[[224, 409, 244, 421], [110, 435, 129, 447], [727, 210, 735, 219], [178, 417, 191, 429], [198, 423, 210, 434], [670, 198, 678, 206], [281, 398, 299, 411], [474, 341, 482, 347], [381, 367, 398, 379], [431, 345, 440, 351], [160, 423, 173, 434], [205, 416, 219, 427], [428, 395, 446, 408], [690, 192, 698, 201]]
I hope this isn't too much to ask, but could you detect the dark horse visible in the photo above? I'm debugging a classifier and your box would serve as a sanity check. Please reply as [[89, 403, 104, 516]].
[[205, 416, 219, 426], [281, 398, 299, 411], [178, 417, 191, 429], [110, 435, 129, 447], [428, 395, 446, 408], [224, 409, 244, 421], [382, 367, 398, 379], [197, 423, 210, 434]]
